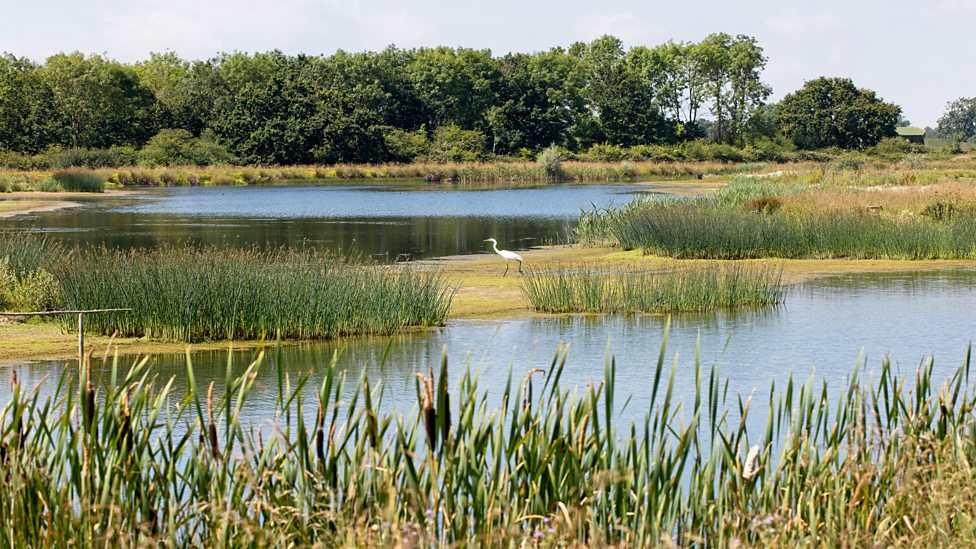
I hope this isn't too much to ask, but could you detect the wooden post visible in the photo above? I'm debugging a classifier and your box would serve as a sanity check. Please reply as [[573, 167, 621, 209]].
[[78, 312, 85, 365], [0, 308, 131, 366]]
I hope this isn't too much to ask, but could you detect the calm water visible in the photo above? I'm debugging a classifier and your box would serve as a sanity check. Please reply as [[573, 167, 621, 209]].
[[3, 270, 975, 428], [1, 183, 652, 258]]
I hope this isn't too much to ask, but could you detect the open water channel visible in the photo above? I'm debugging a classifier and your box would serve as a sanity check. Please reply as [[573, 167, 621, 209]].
[[2, 182, 975, 428]]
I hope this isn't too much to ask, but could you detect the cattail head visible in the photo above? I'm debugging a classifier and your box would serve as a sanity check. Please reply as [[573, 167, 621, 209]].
[[206, 382, 221, 462], [417, 371, 436, 452], [315, 400, 325, 466], [743, 445, 761, 480]]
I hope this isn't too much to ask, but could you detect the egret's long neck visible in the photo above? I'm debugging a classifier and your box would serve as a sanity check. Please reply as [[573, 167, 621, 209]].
[[492, 241, 501, 254]]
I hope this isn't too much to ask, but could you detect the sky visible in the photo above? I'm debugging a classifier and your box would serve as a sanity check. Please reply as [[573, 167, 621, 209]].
[[1, 0, 973, 127]]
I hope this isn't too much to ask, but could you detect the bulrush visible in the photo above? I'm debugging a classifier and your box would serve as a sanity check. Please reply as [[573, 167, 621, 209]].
[[0, 337, 975, 545], [207, 382, 221, 462]]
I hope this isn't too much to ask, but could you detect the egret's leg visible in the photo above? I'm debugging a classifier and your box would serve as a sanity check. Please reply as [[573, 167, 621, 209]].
[[503, 260, 509, 276], [517, 260, 523, 274]]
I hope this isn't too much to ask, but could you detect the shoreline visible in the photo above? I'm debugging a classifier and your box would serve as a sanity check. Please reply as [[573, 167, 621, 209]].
[[0, 188, 138, 218], [1, 243, 974, 364]]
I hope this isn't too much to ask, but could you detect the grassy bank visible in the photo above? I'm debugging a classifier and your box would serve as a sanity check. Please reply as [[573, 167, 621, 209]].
[[0, 160, 769, 189], [611, 199, 976, 259], [522, 263, 785, 313], [0, 234, 453, 341], [2, 335, 976, 545], [576, 160, 976, 259], [53, 246, 453, 341], [0, 170, 105, 193]]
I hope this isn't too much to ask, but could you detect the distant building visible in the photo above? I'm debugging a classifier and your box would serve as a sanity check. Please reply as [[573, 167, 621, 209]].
[[895, 126, 926, 145]]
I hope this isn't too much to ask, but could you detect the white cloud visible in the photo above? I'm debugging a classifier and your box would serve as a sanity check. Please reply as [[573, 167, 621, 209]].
[[98, 0, 428, 58], [363, 9, 430, 46], [577, 12, 664, 45], [765, 12, 841, 37]]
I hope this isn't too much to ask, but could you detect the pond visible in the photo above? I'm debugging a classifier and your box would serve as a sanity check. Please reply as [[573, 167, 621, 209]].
[[3, 270, 975, 430], [1, 182, 655, 258]]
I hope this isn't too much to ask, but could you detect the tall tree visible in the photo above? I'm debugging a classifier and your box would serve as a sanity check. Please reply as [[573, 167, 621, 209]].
[[937, 97, 976, 141], [0, 54, 59, 153], [487, 48, 584, 153], [631, 41, 707, 139], [40, 52, 158, 148], [776, 77, 900, 149], [406, 47, 500, 131], [697, 33, 770, 144], [573, 36, 674, 148], [210, 55, 322, 164]]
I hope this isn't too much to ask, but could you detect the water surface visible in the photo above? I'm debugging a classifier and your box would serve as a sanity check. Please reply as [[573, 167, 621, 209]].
[[4, 270, 974, 428], [2, 183, 649, 258]]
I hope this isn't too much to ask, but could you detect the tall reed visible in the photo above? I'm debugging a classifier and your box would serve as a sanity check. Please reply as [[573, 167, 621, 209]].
[[521, 263, 786, 313], [51, 169, 105, 192], [1, 333, 975, 545], [53, 245, 453, 341], [610, 199, 976, 259], [0, 231, 66, 277]]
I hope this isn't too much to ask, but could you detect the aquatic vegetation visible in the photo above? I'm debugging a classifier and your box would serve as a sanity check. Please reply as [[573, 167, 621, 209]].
[[50, 169, 105, 192], [0, 232, 66, 277], [521, 263, 785, 313], [1, 335, 975, 545], [52, 246, 454, 341], [576, 170, 976, 259], [612, 199, 976, 259]]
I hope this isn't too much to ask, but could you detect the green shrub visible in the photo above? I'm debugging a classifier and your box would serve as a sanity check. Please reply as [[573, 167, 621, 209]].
[[832, 154, 865, 171], [51, 169, 105, 192], [868, 136, 925, 158], [0, 150, 33, 169], [39, 146, 137, 168], [427, 125, 486, 162], [579, 143, 628, 162], [138, 129, 236, 167], [535, 145, 563, 179], [383, 126, 429, 162], [0, 258, 60, 311]]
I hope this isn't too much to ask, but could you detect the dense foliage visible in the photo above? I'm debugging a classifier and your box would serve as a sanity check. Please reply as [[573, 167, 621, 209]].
[[776, 77, 901, 149], [937, 97, 976, 142], [0, 34, 847, 167]]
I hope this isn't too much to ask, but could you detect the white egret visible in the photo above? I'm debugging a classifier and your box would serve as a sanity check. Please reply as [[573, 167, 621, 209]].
[[484, 238, 523, 276]]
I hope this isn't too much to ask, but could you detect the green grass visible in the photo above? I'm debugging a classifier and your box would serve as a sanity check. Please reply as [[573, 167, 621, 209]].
[[2, 332, 976, 545], [51, 169, 105, 192], [52, 245, 453, 341], [605, 198, 976, 259], [0, 232, 66, 277], [521, 263, 786, 313]]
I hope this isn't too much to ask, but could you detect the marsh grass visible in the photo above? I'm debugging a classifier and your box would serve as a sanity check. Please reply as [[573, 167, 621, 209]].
[[2, 332, 976, 545], [53, 246, 453, 341], [51, 170, 105, 192], [0, 160, 774, 189], [0, 232, 65, 278], [521, 263, 785, 313], [613, 200, 976, 259]]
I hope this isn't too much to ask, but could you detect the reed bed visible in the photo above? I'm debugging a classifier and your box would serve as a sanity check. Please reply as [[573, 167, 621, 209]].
[[0, 232, 65, 277], [522, 263, 785, 313], [609, 199, 976, 259], [50, 169, 105, 192], [2, 333, 976, 546], [53, 246, 453, 341], [1, 160, 772, 190]]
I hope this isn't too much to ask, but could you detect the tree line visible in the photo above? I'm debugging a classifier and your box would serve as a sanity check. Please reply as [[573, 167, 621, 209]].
[[0, 33, 944, 167]]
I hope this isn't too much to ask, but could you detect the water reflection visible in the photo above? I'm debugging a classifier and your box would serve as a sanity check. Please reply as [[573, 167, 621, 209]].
[[1, 183, 647, 258], [3, 270, 975, 430]]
